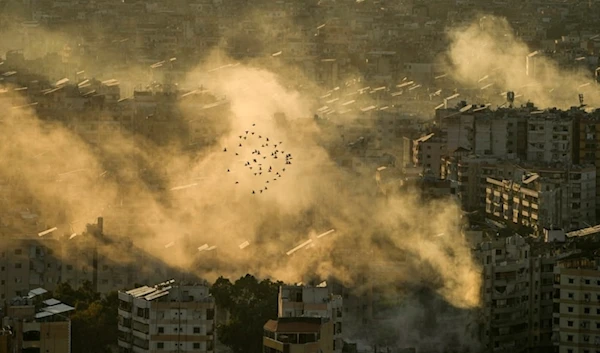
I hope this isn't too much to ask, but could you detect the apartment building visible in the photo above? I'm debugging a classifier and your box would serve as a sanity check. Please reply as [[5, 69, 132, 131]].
[[441, 154, 498, 211], [278, 284, 343, 353], [477, 234, 532, 353], [552, 254, 600, 353], [2, 291, 73, 353], [0, 237, 63, 304], [412, 132, 445, 178], [485, 165, 596, 232], [527, 111, 575, 164], [577, 116, 600, 217], [263, 317, 334, 353], [474, 230, 580, 353], [117, 280, 216, 353]]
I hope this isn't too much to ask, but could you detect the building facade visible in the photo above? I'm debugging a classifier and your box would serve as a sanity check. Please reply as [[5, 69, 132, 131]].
[[117, 280, 216, 353], [278, 284, 343, 353], [263, 317, 334, 353], [552, 254, 600, 353]]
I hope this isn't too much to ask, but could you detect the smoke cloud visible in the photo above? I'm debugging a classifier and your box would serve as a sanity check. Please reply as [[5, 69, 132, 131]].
[[1, 20, 484, 352], [0, 50, 481, 313], [442, 15, 600, 109]]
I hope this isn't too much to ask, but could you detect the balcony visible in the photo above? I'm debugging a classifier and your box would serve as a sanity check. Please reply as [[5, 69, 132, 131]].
[[117, 340, 131, 349], [131, 329, 149, 341], [118, 308, 132, 319]]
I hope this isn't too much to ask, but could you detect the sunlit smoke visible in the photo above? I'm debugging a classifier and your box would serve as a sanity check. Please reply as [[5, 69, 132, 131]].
[[1, 45, 481, 316], [442, 15, 600, 109]]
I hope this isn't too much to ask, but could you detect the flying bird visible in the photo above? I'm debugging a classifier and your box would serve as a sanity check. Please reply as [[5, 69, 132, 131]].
[[223, 148, 227, 152]]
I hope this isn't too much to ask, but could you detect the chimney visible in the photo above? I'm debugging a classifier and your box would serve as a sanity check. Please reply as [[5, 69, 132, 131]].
[[97, 217, 104, 236]]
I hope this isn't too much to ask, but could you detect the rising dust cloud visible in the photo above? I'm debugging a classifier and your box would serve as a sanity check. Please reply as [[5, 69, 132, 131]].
[[12, 12, 583, 351], [442, 15, 600, 108]]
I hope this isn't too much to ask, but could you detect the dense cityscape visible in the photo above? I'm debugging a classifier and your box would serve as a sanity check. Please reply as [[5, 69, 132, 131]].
[[2, 0, 600, 353]]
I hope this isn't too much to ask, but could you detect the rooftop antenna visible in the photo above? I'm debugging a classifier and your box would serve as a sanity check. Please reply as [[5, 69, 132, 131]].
[[507, 91, 515, 108], [579, 93, 585, 108]]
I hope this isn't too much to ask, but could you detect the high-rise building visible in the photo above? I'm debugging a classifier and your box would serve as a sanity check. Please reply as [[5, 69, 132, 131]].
[[526, 111, 575, 164], [485, 165, 596, 232], [476, 234, 532, 353], [117, 280, 216, 353], [412, 132, 445, 178], [576, 116, 600, 218], [552, 253, 600, 353]]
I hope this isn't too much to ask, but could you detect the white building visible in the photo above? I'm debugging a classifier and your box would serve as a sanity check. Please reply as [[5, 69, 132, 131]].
[[117, 280, 216, 353]]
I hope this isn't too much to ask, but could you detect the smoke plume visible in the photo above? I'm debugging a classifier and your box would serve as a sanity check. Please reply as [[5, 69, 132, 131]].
[[442, 15, 600, 109]]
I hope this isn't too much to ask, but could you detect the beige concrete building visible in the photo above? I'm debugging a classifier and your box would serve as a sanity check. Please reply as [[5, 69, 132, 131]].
[[526, 112, 574, 164], [485, 165, 596, 232], [0, 237, 63, 303], [552, 254, 600, 353], [117, 280, 216, 353], [263, 317, 334, 353], [278, 284, 343, 353], [477, 234, 532, 353], [412, 132, 445, 178], [3, 292, 73, 353]]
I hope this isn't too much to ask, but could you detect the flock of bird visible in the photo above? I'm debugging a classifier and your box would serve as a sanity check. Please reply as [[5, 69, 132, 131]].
[[223, 123, 293, 195]]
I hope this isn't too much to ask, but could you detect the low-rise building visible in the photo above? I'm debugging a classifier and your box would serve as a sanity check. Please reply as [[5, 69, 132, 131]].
[[2, 290, 73, 353], [263, 317, 335, 353], [278, 284, 343, 353]]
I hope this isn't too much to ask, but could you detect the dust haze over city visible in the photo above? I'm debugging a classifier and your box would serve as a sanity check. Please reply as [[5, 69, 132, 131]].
[[2, 1, 600, 353]]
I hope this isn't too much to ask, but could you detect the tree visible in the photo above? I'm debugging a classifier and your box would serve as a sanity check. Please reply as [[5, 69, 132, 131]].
[[52, 282, 118, 353], [210, 275, 282, 353]]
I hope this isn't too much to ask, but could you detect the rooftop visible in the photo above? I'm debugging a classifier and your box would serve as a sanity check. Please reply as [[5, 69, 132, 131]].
[[264, 317, 325, 333]]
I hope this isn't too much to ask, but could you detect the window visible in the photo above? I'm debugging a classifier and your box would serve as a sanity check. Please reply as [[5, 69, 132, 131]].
[[496, 249, 502, 255], [585, 307, 591, 314], [568, 321, 574, 327], [157, 342, 164, 349], [568, 307, 574, 313], [569, 278, 574, 284], [586, 279, 591, 284], [568, 292, 574, 299], [158, 327, 164, 334], [14, 249, 21, 255], [194, 343, 200, 349], [14, 263, 21, 269], [568, 335, 573, 342], [193, 327, 200, 334]]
